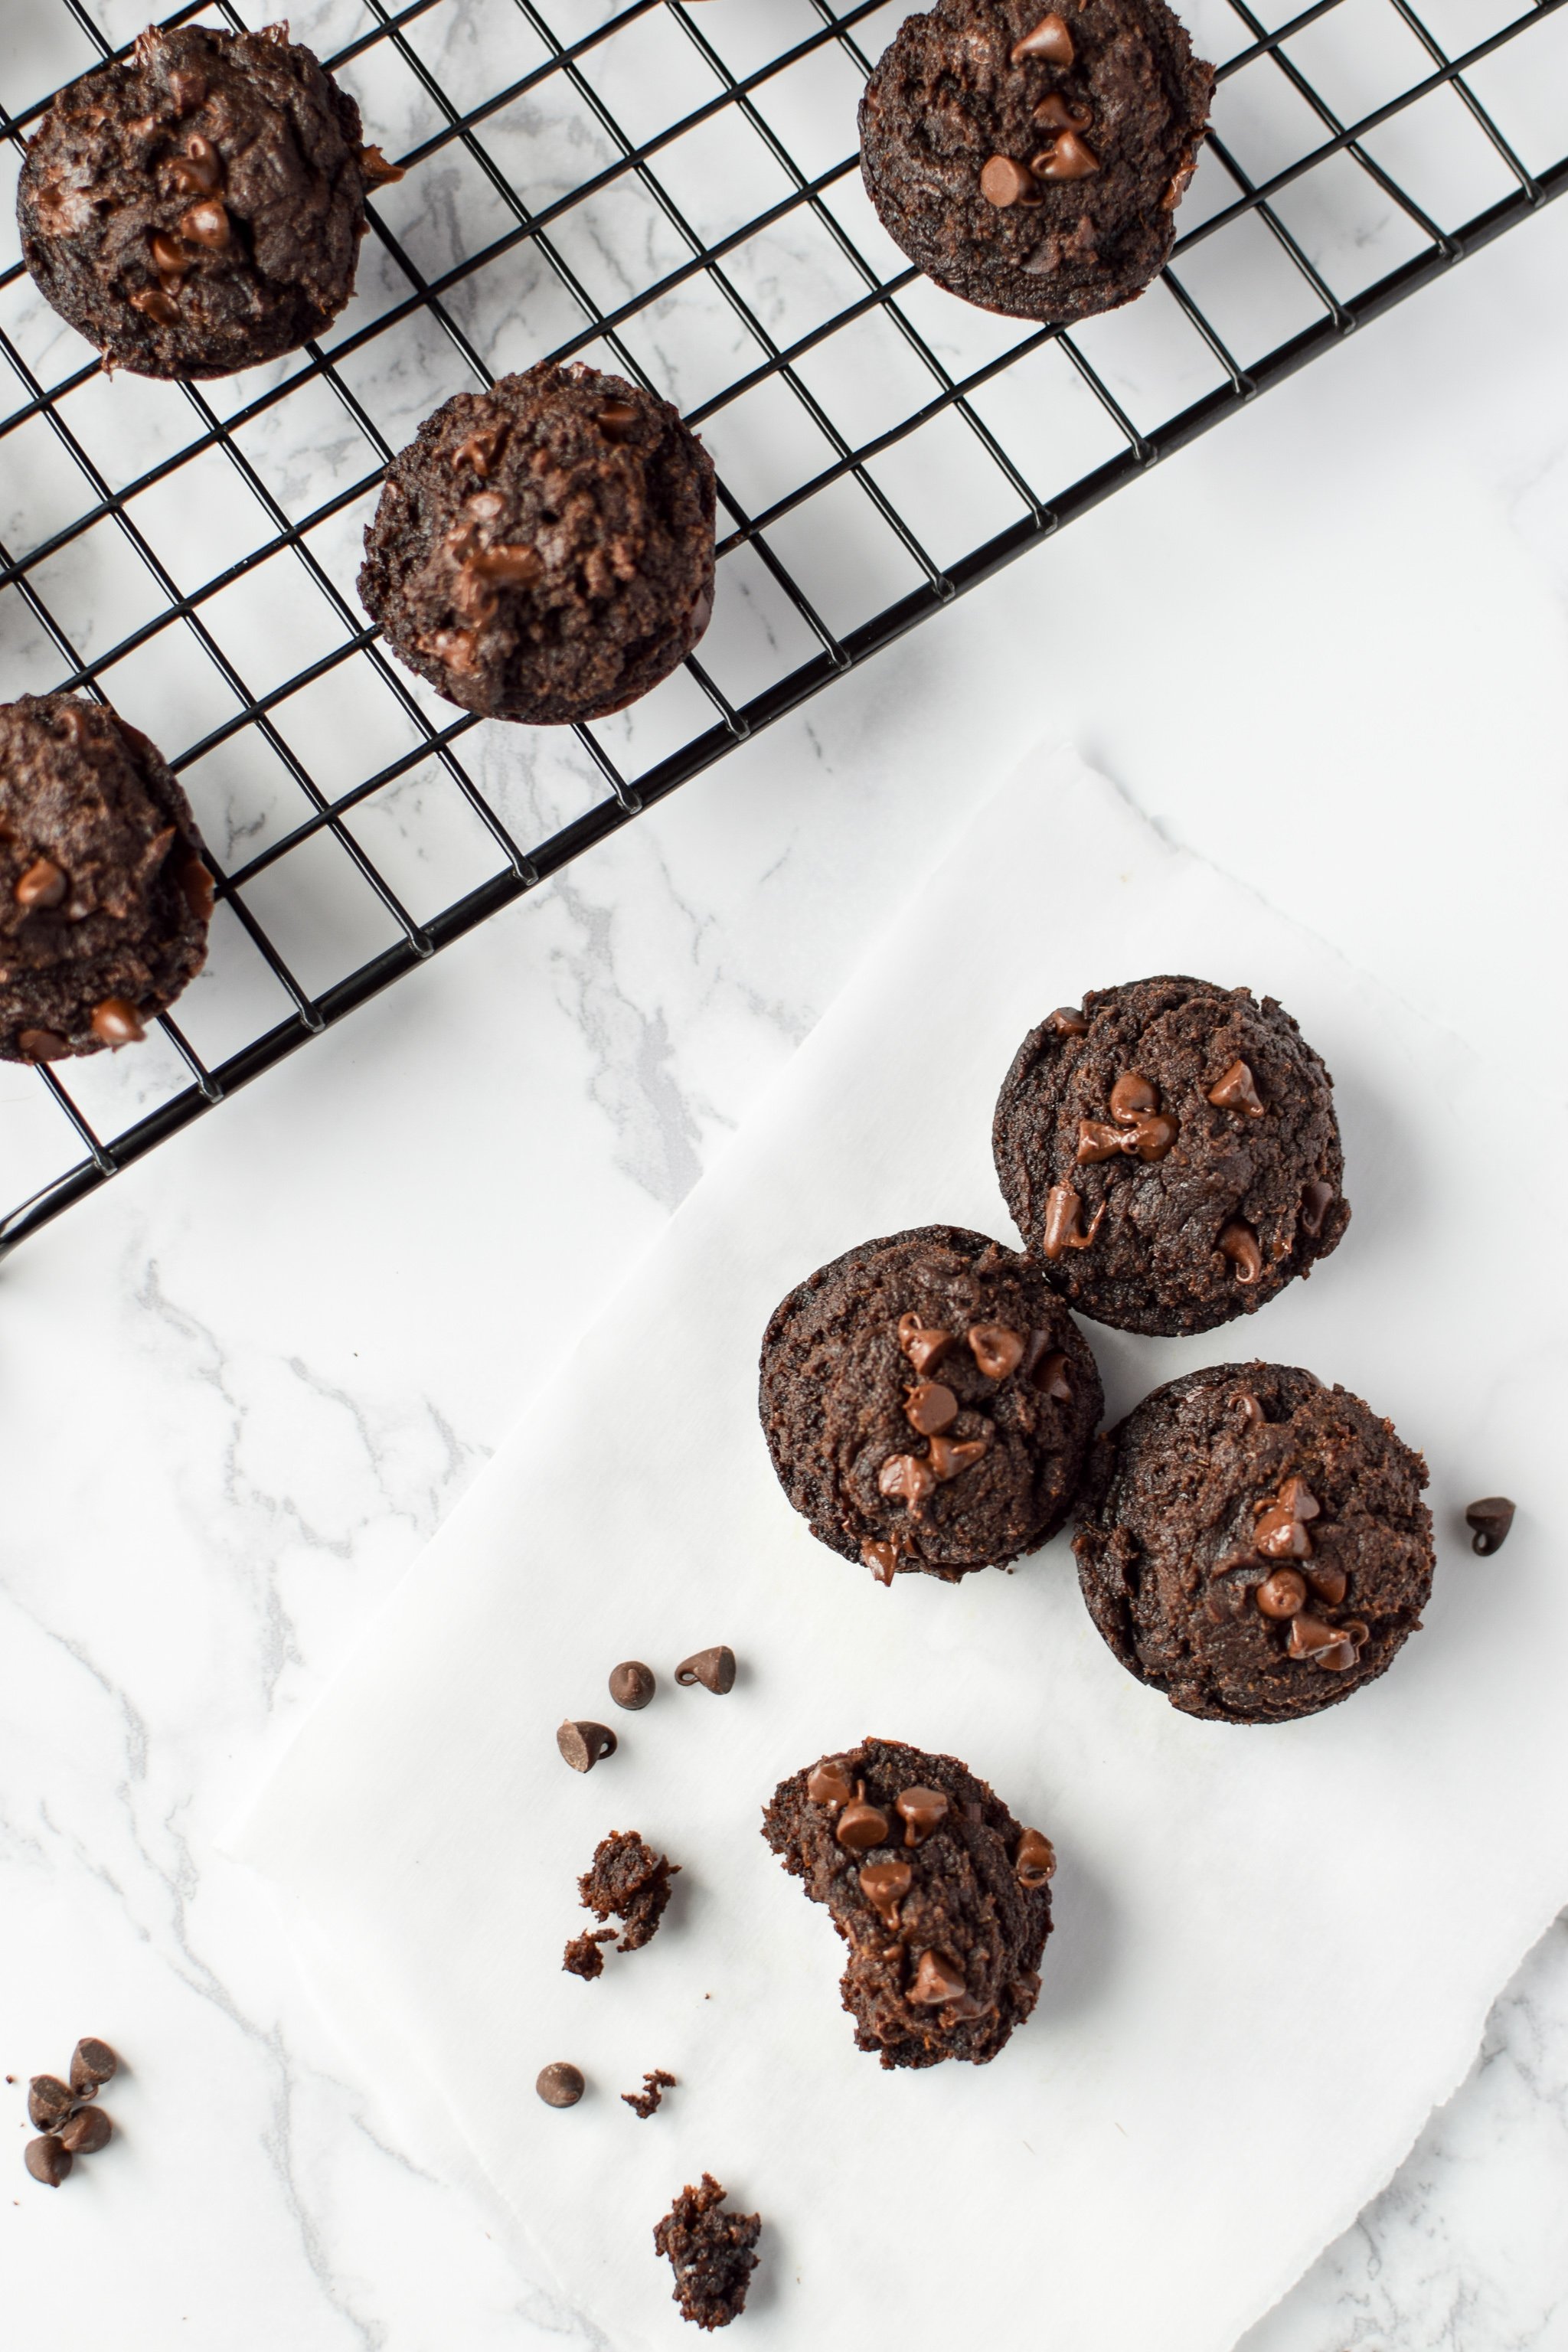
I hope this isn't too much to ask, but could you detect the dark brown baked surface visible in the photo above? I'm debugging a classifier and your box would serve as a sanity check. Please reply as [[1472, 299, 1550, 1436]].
[[17, 23, 378, 381], [1073, 1362, 1434, 1723], [652, 2174, 760, 2330], [992, 975, 1350, 1336], [860, 0, 1213, 325], [762, 1735, 1054, 2069], [759, 1223, 1102, 1582], [0, 691, 211, 1062], [359, 361, 716, 725]]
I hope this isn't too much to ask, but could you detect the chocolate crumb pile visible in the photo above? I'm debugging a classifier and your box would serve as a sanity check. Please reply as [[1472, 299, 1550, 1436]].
[[24, 2037, 118, 2186], [653, 2172, 760, 2330]]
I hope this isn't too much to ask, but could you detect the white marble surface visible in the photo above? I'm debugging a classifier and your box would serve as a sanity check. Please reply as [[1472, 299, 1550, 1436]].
[[2, 29, 1568, 2343]]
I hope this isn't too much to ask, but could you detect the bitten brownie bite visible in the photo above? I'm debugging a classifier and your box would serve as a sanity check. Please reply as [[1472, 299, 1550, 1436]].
[[359, 363, 716, 724], [860, 0, 1213, 325], [763, 1736, 1054, 2069], [0, 692, 211, 1061], [993, 976, 1349, 1336], [759, 1225, 1102, 1583], [17, 23, 397, 381], [1073, 1363, 1434, 1723], [653, 2174, 760, 2330], [577, 1830, 680, 1952]]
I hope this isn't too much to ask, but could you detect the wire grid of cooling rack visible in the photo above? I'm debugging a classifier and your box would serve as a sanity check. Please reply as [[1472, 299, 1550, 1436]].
[[0, 0, 1563, 1251]]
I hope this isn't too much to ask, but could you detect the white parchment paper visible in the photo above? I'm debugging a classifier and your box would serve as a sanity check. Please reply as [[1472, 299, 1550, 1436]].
[[233, 747, 1566, 2352]]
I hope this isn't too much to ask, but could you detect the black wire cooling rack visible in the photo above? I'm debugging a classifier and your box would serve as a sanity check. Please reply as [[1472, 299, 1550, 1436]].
[[1, 0, 1563, 1250]]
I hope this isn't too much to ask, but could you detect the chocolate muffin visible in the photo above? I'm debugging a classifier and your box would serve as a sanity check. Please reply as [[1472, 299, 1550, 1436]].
[[992, 975, 1350, 1336], [16, 22, 397, 381], [359, 363, 717, 725], [860, 0, 1213, 325], [1073, 1363, 1434, 1723], [762, 1735, 1055, 2069], [759, 1224, 1102, 1583], [0, 692, 211, 1061]]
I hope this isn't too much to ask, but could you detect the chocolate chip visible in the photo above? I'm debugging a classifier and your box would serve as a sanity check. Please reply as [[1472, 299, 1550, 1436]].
[[181, 854, 215, 923], [968, 1323, 1024, 1380], [1218, 1220, 1263, 1284], [1033, 1350, 1073, 1403], [598, 401, 641, 439], [167, 66, 207, 113], [858, 1857, 912, 1924], [13, 857, 67, 910], [169, 132, 222, 194], [608, 1661, 655, 1710], [69, 2039, 117, 2095], [1034, 130, 1099, 180], [130, 286, 181, 325], [1109, 1071, 1157, 1122], [27, 2076, 74, 2132], [895, 1786, 949, 1846], [980, 155, 1036, 207], [1253, 1477, 1320, 1562], [1300, 1180, 1338, 1239], [1207, 1059, 1266, 1117], [90, 997, 145, 1047], [18, 1029, 69, 1060], [24, 2136, 70, 2187], [1015, 1828, 1056, 1887], [1286, 1613, 1364, 1669], [1255, 1567, 1307, 1619], [675, 1645, 735, 1694], [1033, 91, 1093, 132], [1042, 1180, 1104, 1259], [178, 199, 230, 249], [1010, 11, 1074, 64], [149, 230, 188, 277], [464, 491, 507, 522], [806, 1761, 855, 1809], [909, 1949, 967, 2005], [1161, 162, 1197, 211], [556, 1720, 617, 1772], [1465, 1496, 1516, 1557], [861, 1538, 899, 1585], [897, 1315, 953, 1375], [1045, 1005, 1089, 1037], [536, 2061, 585, 2108], [879, 1451, 936, 1514], [904, 1380, 959, 1436], [56, 2106, 111, 2156], [470, 543, 542, 585], [452, 425, 508, 478], [1076, 1119, 1127, 1165], [1238, 1392, 1266, 1428], [928, 1433, 988, 1481], [359, 142, 404, 188], [835, 1799, 890, 1851], [1076, 1112, 1178, 1165]]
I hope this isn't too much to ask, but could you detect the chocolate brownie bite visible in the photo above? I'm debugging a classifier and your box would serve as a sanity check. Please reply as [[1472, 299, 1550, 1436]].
[[1073, 1363, 1434, 1723], [759, 1224, 1102, 1584], [16, 23, 397, 381], [0, 691, 211, 1062], [653, 2174, 760, 2330], [993, 976, 1350, 1337], [762, 1736, 1054, 2069], [577, 1830, 680, 1952], [860, 0, 1213, 325], [359, 363, 717, 725]]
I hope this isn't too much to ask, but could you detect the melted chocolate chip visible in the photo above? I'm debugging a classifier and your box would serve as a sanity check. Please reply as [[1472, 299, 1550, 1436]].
[[1300, 1180, 1338, 1240], [1045, 1005, 1089, 1037], [904, 1380, 959, 1436], [1218, 1221, 1263, 1284], [1109, 1071, 1157, 1122], [879, 1452, 936, 1514], [807, 1761, 855, 1809], [14, 857, 67, 910], [1010, 11, 1074, 64], [897, 1313, 953, 1375], [835, 1799, 891, 1852], [858, 1857, 912, 1925], [980, 155, 1037, 207], [968, 1323, 1024, 1380], [1015, 1828, 1056, 1887], [909, 1949, 967, 2005], [861, 1537, 900, 1585], [928, 1433, 989, 1481], [1033, 132, 1099, 179], [1255, 1567, 1307, 1619], [895, 1786, 949, 1845], [1042, 1180, 1104, 1259], [1207, 1059, 1266, 1117]]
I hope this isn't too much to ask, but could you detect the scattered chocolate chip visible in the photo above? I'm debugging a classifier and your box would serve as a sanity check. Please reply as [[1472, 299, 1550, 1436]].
[[895, 1786, 949, 1845], [609, 1661, 656, 1711], [904, 1380, 959, 1436], [1045, 1005, 1089, 1037], [928, 1432, 989, 1481], [1015, 1828, 1056, 1887], [969, 1323, 1024, 1380], [563, 1929, 614, 1980], [1465, 1496, 1516, 1557], [27, 2076, 74, 2132], [1300, 1179, 1338, 1240], [1042, 1180, 1104, 1259], [1034, 130, 1099, 180], [24, 2137, 70, 2187], [1033, 90, 1093, 132], [897, 1315, 953, 1375], [69, 2039, 117, 2096], [1218, 1220, 1263, 1284], [675, 1645, 735, 1694], [178, 198, 229, 249], [359, 142, 404, 188], [1255, 1566, 1308, 1619], [861, 1538, 899, 1585], [807, 1761, 855, 1809], [90, 997, 145, 1047], [858, 1857, 912, 1925], [13, 857, 67, 910], [622, 2068, 676, 2120], [835, 1799, 890, 1852], [557, 1719, 617, 1773], [1207, 1059, 1266, 1117], [1011, 11, 1074, 64], [56, 2106, 111, 2156], [980, 155, 1036, 207], [879, 1451, 936, 1513], [536, 2060, 585, 2107], [909, 1949, 966, 2006]]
